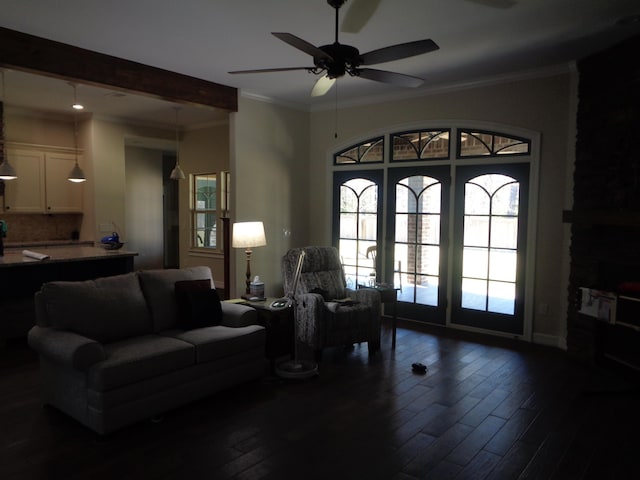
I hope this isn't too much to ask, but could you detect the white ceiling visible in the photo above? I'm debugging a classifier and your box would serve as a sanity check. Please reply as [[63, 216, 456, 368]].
[[0, 0, 639, 127]]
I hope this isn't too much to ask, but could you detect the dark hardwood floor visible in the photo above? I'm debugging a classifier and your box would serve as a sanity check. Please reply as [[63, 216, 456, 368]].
[[1, 321, 639, 480]]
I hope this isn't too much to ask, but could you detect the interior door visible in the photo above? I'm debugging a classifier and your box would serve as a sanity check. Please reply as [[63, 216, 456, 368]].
[[385, 166, 450, 324], [451, 163, 529, 334]]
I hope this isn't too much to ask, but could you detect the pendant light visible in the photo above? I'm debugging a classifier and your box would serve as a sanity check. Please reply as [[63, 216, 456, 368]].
[[68, 83, 86, 183], [0, 69, 18, 181], [169, 107, 185, 180]]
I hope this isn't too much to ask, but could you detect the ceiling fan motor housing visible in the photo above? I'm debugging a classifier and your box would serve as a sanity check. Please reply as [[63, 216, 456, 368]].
[[316, 43, 361, 78], [327, 0, 348, 9]]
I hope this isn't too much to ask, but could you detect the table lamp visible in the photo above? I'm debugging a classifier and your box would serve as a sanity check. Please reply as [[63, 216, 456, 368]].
[[232, 221, 266, 299]]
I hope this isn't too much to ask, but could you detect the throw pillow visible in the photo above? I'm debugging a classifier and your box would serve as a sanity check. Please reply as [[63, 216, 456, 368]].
[[174, 279, 223, 329]]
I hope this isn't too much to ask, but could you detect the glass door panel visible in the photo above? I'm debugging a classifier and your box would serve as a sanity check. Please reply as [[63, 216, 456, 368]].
[[333, 170, 383, 290], [386, 166, 450, 324], [452, 163, 529, 334]]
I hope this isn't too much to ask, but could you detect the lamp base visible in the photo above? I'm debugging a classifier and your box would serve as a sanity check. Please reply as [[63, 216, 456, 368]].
[[275, 359, 318, 380]]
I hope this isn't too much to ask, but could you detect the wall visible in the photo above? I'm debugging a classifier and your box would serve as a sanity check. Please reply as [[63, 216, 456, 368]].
[[231, 96, 310, 298], [125, 146, 164, 270], [307, 73, 576, 345], [5, 108, 73, 147], [178, 121, 231, 287], [89, 117, 232, 279]]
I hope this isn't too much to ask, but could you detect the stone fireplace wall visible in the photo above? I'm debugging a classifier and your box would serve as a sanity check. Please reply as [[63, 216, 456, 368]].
[[566, 34, 640, 364]]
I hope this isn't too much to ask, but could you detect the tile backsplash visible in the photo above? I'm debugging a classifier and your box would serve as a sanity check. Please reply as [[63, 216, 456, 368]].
[[0, 213, 83, 243]]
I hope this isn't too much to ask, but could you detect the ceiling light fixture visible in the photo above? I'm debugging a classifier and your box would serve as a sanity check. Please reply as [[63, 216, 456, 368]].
[[0, 69, 18, 181], [169, 107, 185, 180], [70, 81, 84, 110], [67, 83, 87, 183]]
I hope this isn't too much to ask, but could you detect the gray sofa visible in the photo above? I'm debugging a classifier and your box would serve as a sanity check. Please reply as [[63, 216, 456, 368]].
[[27, 266, 266, 434]]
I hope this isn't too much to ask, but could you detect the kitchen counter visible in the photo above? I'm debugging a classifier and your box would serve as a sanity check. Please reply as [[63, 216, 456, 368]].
[[0, 245, 138, 267], [1, 245, 138, 341]]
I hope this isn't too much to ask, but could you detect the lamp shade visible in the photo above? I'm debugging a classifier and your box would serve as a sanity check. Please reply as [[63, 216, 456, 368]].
[[169, 164, 185, 180], [0, 159, 17, 180], [232, 221, 266, 249], [67, 163, 86, 183]]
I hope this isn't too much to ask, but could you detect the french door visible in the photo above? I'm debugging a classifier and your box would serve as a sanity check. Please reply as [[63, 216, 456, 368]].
[[385, 167, 450, 324], [333, 170, 383, 289], [333, 127, 534, 337], [450, 163, 529, 334]]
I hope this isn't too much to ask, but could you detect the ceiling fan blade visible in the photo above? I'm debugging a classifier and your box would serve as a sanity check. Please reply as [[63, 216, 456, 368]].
[[357, 68, 424, 88], [229, 67, 314, 74], [464, 0, 517, 8], [341, 0, 382, 33], [272, 32, 333, 62], [311, 75, 336, 97], [360, 39, 439, 65]]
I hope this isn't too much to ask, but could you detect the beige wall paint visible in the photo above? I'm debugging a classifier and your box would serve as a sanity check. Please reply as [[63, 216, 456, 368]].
[[125, 146, 164, 270], [89, 119, 131, 244], [231, 97, 310, 298], [178, 122, 230, 286], [307, 73, 575, 346], [5, 108, 74, 147]]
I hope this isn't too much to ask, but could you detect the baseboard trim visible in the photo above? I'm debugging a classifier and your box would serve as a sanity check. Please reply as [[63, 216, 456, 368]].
[[533, 333, 567, 350]]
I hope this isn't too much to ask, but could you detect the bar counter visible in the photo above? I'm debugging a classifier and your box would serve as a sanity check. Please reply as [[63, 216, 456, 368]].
[[0, 244, 138, 341], [0, 245, 138, 267]]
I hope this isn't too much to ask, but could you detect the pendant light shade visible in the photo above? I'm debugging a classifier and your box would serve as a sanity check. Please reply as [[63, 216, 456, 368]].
[[68, 163, 86, 183], [0, 69, 17, 181], [0, 160, 17, 180], [68, 83, 86, 183], [170, 107, 185, 180], [169, 164, 185, 180]]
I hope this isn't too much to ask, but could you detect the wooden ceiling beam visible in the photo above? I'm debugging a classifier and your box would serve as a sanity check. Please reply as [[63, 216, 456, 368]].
[[0, 26, 237, 112]]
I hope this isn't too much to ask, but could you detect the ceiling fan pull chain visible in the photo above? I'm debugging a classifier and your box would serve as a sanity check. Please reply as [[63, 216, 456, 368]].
[[334, 80, 339, 139]]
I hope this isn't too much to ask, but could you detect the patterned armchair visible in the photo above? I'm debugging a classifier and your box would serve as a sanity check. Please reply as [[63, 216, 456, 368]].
[[281, 246, 381, 359]]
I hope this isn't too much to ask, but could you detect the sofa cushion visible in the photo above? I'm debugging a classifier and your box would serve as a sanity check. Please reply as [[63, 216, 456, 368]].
[[162, 325, 265, 363], [138, 266, 214, 332], [40, 273, 151, 344], [175, 280, 223, 329], [88, 334, 195, 391]]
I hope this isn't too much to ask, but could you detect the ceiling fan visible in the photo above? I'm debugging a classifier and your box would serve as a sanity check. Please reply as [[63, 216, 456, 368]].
[[229, 0, 440, 97]]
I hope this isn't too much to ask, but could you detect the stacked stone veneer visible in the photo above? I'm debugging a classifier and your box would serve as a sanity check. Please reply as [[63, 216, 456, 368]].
[[566, 34, 640, 362]]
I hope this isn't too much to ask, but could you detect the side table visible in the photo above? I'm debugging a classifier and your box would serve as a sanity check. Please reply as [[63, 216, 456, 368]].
[[226, 298, 295, 371], [358, 284, 400, 349]]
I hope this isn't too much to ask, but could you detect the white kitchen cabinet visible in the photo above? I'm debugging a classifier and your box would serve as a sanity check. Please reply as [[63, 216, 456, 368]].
[[3, 149, 83, 213], [44, 152, 83, 213], [2, 150, 46, 213]]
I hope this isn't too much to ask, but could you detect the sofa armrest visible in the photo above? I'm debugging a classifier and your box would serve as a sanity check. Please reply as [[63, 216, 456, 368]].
[[28, 326, 106, 372], [221, 302, 259, 327]]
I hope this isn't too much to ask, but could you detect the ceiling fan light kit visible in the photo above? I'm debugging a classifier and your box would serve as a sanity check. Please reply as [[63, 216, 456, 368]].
[[229, 0, 440, 97]]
